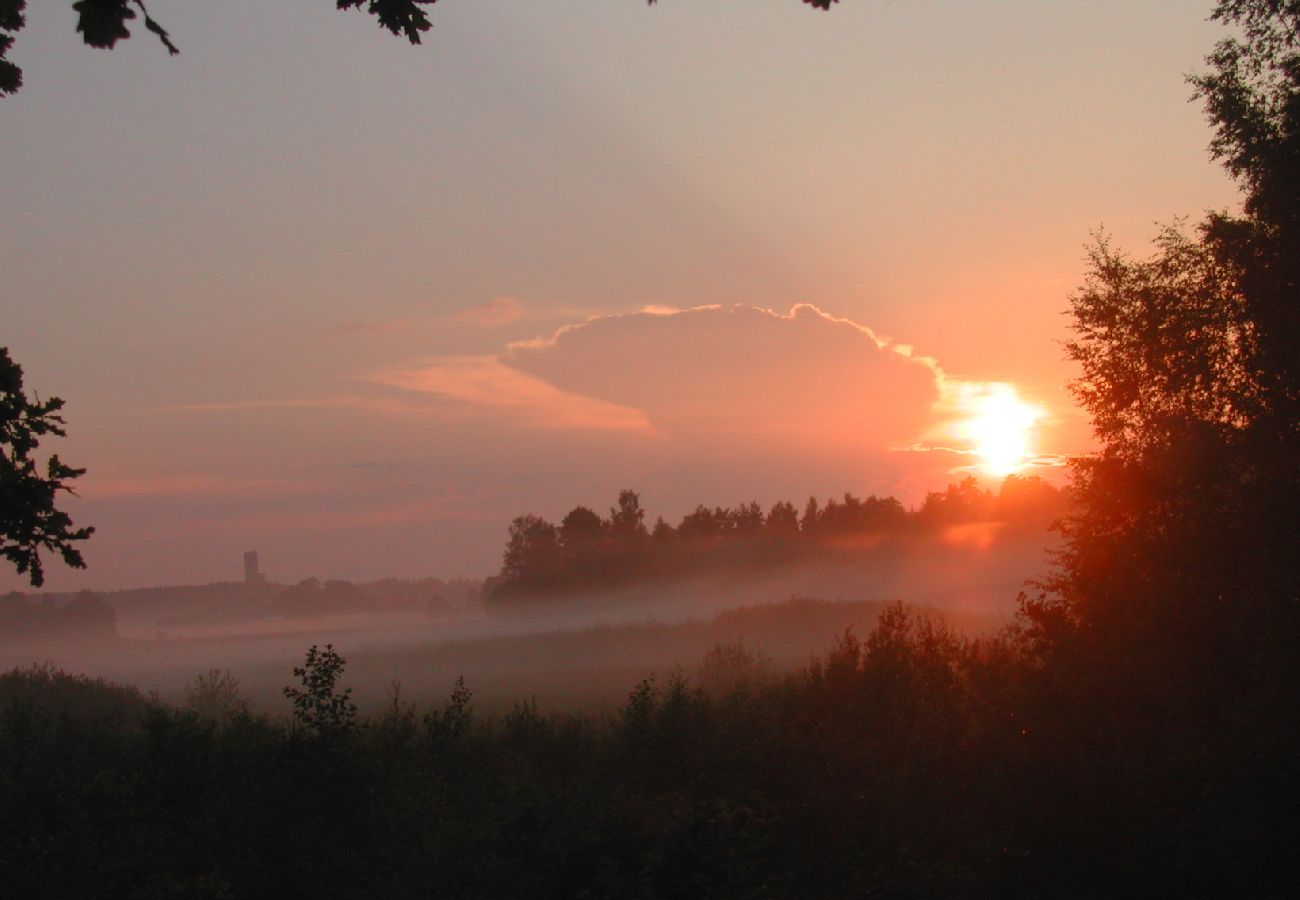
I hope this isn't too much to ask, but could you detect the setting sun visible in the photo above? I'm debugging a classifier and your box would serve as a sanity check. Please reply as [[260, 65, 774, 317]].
[[956, 384, 1045, 477]]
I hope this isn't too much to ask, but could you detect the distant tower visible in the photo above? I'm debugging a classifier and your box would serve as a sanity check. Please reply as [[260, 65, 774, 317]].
[[243, 550, 262, 583]]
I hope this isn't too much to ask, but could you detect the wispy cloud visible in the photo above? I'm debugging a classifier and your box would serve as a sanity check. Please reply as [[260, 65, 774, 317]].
[[455, 296, 524, 326], [327, 318, 405, 336], [369, 355, 655, 433], [81, 473, 317, 500], [140, 395, 438, 418]]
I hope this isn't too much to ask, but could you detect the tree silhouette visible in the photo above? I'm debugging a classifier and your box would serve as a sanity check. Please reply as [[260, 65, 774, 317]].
[[488, 482, 1061, 606], [764, 500, 801, 539], [284, 643, 357, 737], [1032, 0, 1300, 654], [1016, 5, 1300, 884], [559, 506, 604, 548], [500, 513, 560, 591], [0, 0, 23, 96], [0, 0, 841, 98], [2, 0, 438, 97], [608, 488, 648, 541], [0, 347, 93, 587], [1193, 0, 1300, 433]]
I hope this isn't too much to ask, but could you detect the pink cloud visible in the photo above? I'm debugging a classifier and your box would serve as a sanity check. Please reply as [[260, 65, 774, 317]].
[[502, 303, 943, 454], [369, 355, 655, 433]]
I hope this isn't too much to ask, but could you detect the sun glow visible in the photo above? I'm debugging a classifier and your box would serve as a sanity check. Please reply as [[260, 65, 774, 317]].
[[956, 384, 1044, 477]]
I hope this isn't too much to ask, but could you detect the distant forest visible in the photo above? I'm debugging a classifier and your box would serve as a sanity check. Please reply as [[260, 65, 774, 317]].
[[0, 591, 116, 645], [489, 476, 1066, 606], [2, 575, 483, 642]]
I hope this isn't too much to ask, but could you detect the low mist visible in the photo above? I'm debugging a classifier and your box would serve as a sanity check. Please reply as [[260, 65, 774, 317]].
[[1, 522, 1052, 716]]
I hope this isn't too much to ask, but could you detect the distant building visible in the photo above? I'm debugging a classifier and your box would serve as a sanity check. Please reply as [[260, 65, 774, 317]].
[[243, 551, 264, 583]]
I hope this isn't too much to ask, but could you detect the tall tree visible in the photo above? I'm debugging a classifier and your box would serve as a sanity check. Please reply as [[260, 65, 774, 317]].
[[608, 489, 647, 541], [1032, 0, 1300, 653], [1194, 0, 1300, 419], [500, 513, 560, 588], [1018, 7, 1300, 882]]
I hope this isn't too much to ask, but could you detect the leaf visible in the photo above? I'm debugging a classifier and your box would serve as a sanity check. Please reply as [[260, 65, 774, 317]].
[[72, 0, 135, 50]]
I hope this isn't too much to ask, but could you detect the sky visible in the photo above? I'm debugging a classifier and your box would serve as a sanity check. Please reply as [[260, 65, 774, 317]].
[[1, 0, 1242, 591]]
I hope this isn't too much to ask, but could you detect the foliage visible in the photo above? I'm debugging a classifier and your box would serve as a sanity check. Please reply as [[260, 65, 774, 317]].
[[3, 595, 1288, 898], [275, 577, 364, 617], [1030, 0, 1300, 650], [0, 0, 22, 96], [337, 0, 441, 44], [0, 347, 93, 587], [1017, 3, 1300, 891], [0, 662, 152, 726], [607, 488, 648, 540], [1196, 1, 1300, 221], [1192, 1, 1300, 424], [500, 513, 561, 589], [0, 1, 839, 99], [184, 668, 249, 724], [696, 640, 772, 696], [490, 480, 1064, 607], [71, 0, 177, 53], [283, 644, 357, 737], [423, 674, 472, 744], [0, 590, 116, 643]]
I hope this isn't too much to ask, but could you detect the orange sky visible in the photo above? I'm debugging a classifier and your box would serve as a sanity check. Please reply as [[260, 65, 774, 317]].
[[0, 1, 1242, 589]]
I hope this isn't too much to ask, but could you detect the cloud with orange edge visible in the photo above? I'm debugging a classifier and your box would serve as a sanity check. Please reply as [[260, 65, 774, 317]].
[[378, 304, 945, 456], [503, 303, 943, 452]]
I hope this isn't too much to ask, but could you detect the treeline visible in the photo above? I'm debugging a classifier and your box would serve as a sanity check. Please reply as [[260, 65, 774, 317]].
[[82, 580, 281, 631], [0, 591, 117, 644], [0, 598, 1289, 899], [146, 576, 483, 625], [274, 576, 482, 619], [490, 475, 1065, 606], [18, 576, 487, 632]]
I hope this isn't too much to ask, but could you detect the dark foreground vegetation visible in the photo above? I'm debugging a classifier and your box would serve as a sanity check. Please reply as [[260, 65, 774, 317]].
[[0, 592, 1293, 900]]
